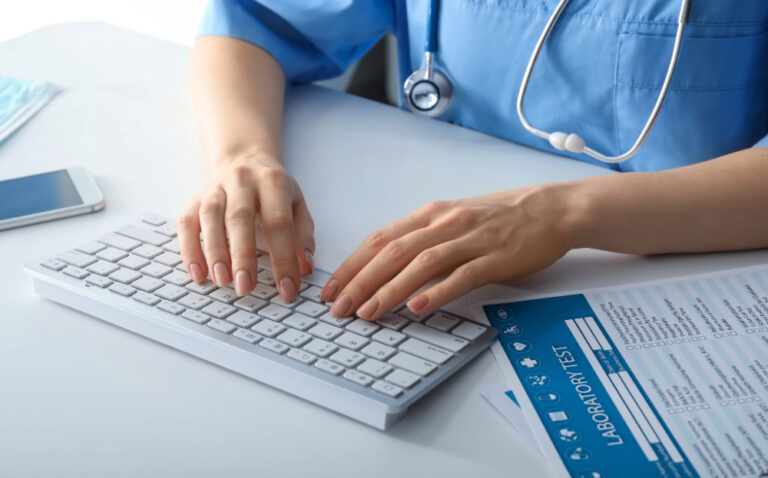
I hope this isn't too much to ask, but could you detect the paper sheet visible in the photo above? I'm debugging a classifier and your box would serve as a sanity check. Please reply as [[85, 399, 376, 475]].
[[479, 382, 545, 455], [474, 263, 768, 478]]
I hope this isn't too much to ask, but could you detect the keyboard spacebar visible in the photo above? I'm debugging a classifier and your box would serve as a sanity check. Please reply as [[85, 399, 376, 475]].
[[402, 323, 469, 353]]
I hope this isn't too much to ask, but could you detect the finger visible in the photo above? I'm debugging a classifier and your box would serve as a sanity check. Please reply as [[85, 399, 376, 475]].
[[407, 255, 499, 315], [223, 187, 259, 296], [354, 238, 480, 320], [293, 195, 315, 275], [177, 201, 207, 283], [320, 209, 434, 303], [258, 176, 301, 301], [332, 224, 465, 319], [199, 187, 232, 287]]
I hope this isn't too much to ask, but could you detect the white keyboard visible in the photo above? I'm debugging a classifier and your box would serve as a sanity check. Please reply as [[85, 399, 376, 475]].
[[24, 214, 497, 429]]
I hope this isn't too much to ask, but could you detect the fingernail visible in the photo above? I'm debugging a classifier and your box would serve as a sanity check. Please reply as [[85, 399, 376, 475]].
[[356, 297, 379, 320], [408, 294, 429, 313], [305, 249, 314, 272], [320, 278, 339, 302], [279, 277, 297, 300], [234, 270, 251, 296], [189, 263, 203, 283], [213, 262, 231, 286], [330, 293, 352, 317]]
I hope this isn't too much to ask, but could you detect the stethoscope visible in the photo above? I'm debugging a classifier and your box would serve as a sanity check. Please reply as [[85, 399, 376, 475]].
[[404, 0, 692, 163]]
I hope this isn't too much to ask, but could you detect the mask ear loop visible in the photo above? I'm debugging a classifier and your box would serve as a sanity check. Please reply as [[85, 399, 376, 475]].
[[516, 0, 692, 163]]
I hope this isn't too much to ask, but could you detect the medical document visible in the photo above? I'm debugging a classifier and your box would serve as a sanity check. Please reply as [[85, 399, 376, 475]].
[[477, 264, 768, 478]]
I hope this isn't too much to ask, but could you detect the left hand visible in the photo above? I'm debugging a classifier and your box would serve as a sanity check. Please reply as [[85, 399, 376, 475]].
[[320, 183, 585, 320]]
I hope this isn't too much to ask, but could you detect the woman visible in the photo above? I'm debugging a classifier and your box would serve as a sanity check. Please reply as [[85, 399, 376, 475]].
[[178, 0, 768, 323]]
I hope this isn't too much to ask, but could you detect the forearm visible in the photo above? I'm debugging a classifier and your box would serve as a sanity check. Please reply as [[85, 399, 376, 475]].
[[570, 147, 768, 254], [190, 36, 286, 167]]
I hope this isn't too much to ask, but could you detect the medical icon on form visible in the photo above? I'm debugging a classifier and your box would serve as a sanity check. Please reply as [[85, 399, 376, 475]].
[[526, 374, 550, 386], [557, 428, 580, 442], [495, 307, 513, 320], [577, 470, 604, 478], [566, 447, 592, 462], [547, 410, 569, 422], [535, 391, 560, 404], [502, 324, 522, 336], [518, 356, 539, 368], [508, 340, 531, 353]]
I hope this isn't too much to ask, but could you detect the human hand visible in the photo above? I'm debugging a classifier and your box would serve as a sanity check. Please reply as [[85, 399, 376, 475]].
[[320, 184, 584, 320], [178, 156, 314, 300]]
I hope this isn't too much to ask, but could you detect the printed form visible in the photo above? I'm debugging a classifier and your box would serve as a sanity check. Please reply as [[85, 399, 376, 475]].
[[476, 264, 768, 478]]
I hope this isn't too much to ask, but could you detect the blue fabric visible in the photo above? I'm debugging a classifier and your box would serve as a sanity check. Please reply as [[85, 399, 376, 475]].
[[0, 76, 60, 145], [199, 0, 768, 172]]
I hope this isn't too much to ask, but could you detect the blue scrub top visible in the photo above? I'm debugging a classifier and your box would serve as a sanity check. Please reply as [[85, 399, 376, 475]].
[[199, 0, 768, 172]]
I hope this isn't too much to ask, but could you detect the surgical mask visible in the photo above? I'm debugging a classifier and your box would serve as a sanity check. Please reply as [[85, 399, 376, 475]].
[[0, 76, 60, 145]]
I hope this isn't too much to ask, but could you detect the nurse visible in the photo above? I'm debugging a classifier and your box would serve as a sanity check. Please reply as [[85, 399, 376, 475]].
[[178, 0, 768, 321]]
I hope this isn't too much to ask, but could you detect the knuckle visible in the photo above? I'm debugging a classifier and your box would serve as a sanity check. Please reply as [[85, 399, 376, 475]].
[[257, 167, 288, 187], [457, 263, 477, 281], [177, 214, 197, 231], [229, 247, 257, 264], [416, 248, 440, 267], [421, 200, 448, 216], [365, 230, 388, 250], [270, 255, 297, 272], [444, 207, 474, 227], [225, 205, 254, 224], [199, 198, 225, 218], [229, 164, 252, 184], [384, 239, 407, 261], [263, 213, 293, 231]]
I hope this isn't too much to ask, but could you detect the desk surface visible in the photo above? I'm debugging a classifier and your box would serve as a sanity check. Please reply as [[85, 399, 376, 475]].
[[2, 23, 767, 478]]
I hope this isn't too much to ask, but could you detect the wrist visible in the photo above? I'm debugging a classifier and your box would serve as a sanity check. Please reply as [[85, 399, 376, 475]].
[[211, 147, 284, 172], [533, 179, 599, 251]]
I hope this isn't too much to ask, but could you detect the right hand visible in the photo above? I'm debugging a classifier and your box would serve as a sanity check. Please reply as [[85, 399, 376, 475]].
[[177, 156, 315, 300]]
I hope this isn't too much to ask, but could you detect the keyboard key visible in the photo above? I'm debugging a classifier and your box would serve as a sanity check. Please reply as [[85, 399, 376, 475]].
[[116, 225, 170, 246], [399, 338, 453, 365], [251, 319, 285, 338], [226, 310, 260, 328], [452, 321, 488, 341], [162, 238, 181, 254], [257, 304, 291, 321], [298, 281, 310, 292], [283, 313, 316, 331], [300, 286, 323, 302], [96, 247, 128, 262], [58, 250, 97, 268], [343, 369, 374, 387], [330, 349, 365, 368], [385, 369, 420, 389], [295, 301, 329, 318], [210, 287, 238, 304], [85, 275, 113, 288], [40, 258, 67, 271], [372, 329, 407, 347], [258, 269, 276, 286], [201, 302, 236, 319], [133, 292, 160, 306], [132, 276, 165, 293], [155, 284, 188, 301], [154, 252, 182, 267], [233, 328, 261, 344], [250, 283, 278, 300], [259, 338, 289, 354], [389, 352, 436, 376], [108, 268, 142, 284], [425, 312, 460, 332], [99, 233, 140, 251], [303, 339, 337, 358], [181, 310, 210, 324], [86, 260, 119, 276], [163, 270, 192, 286], [335, 332, 369, 351], [345, 318, 380, 337], [154, 224, 177, 237], [375, 313, 409, 331], [270, 295, 303, 308], [108, 283, 136, 296], [358, 359, 392, 379], [157, 301, 185, 315], [397, 307, 431, 322], [187, 280, 217, 295], [76, 241, 106, 255], [314, 359, 344, 376], [140, 262, 173, 278], [372, 380, 403, 397], [277, 329, 312, 347], [118, 255, 150, 270], [63, 266, 89, 279], [207, 318, 236, 334], [140, 213, 166, 226], [402, 323, 469, 353], [361, 342, 396, 361], [132, 244, 163, 259], [309, 323, 343, 341], [318, 312, 353, 327], [177, 292, 212, 310], [233, 295, 267, 313], [287, 348, 317, 365]]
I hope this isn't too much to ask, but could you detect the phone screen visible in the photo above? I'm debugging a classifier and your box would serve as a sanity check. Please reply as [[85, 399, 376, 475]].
[[0, 169, 83, 221]]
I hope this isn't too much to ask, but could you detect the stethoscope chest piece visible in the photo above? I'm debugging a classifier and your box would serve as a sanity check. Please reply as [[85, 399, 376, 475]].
[[404, 53, 452, 117]]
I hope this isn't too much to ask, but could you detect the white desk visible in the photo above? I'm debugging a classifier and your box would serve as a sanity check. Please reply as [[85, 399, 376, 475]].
[[2, 23, 767, 478]]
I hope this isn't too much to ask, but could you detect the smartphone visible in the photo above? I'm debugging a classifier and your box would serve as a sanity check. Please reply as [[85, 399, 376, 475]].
[[0, 167, 105, 231]]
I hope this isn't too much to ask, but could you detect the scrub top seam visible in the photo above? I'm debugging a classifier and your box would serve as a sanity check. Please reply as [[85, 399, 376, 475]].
[[617, 75, 768, 92]]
